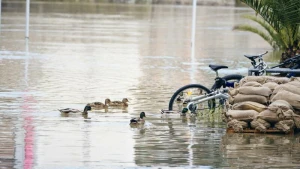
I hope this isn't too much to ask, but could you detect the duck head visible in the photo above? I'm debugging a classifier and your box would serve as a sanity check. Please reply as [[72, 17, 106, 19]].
[[181, 108, 188, 116], [122, 98, 129, 103], [105, 98, 111, 105], [140, 112, 146, 119], [83, 104, 92, 113]]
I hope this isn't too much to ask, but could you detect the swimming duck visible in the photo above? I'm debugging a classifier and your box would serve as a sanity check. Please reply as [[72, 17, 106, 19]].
[[109, 98, 129, 107], [59, 104, 91, 115], [130, 112, 146, 125], [89, 98, 111, 109]]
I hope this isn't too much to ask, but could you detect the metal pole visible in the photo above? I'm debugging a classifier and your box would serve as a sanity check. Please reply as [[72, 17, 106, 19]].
[[25, 0, 30, 38], [190, 0, 197, 83], [191, 0, 197, 59]]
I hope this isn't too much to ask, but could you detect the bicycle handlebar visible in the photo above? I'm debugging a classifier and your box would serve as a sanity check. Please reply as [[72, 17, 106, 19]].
[[270, 54, 300, 69], [258, 51, 268, 57]]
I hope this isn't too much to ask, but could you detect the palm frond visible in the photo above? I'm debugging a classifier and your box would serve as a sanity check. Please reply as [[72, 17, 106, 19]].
[[233, 24, 278, 49], [241, 15, 285, 48]]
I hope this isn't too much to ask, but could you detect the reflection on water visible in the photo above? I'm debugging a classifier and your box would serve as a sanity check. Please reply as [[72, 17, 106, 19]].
[[221, 133, 300, 168], [0, 1, 296, 169]]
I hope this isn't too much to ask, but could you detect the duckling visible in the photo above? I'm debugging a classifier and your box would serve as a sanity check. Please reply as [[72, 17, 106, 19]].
[[59, 104, 91, 115], [130, 112, 146, 126], [89, 98, 110, 110], [109, 98, 129, 107]]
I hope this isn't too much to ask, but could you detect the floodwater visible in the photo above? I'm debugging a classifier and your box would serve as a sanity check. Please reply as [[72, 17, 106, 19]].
[[0, 1, 300, 169]]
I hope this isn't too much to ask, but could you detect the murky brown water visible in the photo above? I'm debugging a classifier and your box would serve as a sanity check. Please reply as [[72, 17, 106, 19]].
[[1, 1, 300, 169]]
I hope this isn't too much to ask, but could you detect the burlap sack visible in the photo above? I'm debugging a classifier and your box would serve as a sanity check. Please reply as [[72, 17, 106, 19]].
[[274, 120, 295, 133], [241, 81, 262, 87], [293, 115, 300, 128], [233, 94, 268, 105], [290, 77, 300, 82], [232, 101, 267, 113], [268, 100, 293, 113], [257, 109, 279, 123], [227, 119, 248, 132], [238, 86, 272, 97], [239, 76, 269, 85], [228, 88, 238, 97], [262, 82, 279, 91], [226, 109, 259, 122], [271, 90, 300, 109], [287, 81, 300, 88], [250, 118, 271, 132], [273, 84, 300, 95], [265, 77, 290, 84]]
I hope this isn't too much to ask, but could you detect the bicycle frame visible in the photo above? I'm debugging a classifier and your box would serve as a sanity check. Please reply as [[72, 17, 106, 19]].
[[186, 88, 229, 113]]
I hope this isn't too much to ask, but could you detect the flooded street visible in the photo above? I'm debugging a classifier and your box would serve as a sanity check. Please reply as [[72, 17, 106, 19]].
[[1, 1, 300, 168]]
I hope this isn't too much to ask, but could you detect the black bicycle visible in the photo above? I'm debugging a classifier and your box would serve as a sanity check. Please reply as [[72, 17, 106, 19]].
[[245, 51, 300, 77]]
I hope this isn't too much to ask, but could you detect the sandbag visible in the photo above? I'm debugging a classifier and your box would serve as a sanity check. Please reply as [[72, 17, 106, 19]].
[[241, 81, 262, 87], [265, 77, 290, 84], [227, 119, 248, 132], [293, 115, 300, 128], [271, 90, 300, 109], [286, 81, 300, 88], [233, 94, 268, 105], [239, 76, 290, 86], [226, 109, 259, 122], [273, 84, 300, 95], [238, 86, 272, 97], [290, 77, 300, 82], [257, 109, 280, 123], [228, 88, 238, 97], [268, 100, 293, 113], [239, 76, 269, 85], [274, 120, 295, 133], [232, 101, 267, 113], [250, 118, 271, 132], [262, 82, 279, 91]]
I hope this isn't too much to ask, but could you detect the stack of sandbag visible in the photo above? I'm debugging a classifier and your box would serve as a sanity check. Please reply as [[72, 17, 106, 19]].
[[224, 76, 300, 133]]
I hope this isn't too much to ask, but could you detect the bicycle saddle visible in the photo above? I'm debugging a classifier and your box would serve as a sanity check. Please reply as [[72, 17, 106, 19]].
[[209, 64, 228, 71], [244, 54, 259, 60]]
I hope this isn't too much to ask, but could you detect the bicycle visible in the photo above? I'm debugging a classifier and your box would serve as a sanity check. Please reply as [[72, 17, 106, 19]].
[[167, 65, 243, 114], [245, 51, 300, 77]]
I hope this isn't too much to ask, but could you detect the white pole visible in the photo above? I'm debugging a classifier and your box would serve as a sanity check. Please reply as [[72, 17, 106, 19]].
[[191, 0, 197, 59], [25, 0, 30, 38], [190, 0, 197, 83]]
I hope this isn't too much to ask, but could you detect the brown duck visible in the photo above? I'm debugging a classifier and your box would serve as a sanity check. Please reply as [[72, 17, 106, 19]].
[[89, 99, 111, 109], [108, 98, 129, 107]]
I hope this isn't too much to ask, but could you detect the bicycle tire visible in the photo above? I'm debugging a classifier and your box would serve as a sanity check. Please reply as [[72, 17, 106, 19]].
[[168, 84, 212, 113], [211, 74, 244, 91]]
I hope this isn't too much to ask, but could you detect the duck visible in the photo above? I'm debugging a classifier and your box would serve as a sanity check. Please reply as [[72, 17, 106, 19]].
[[89, 98, 111, 109], [109, 98, 129, 107], [180, 107, 188, 116], [59, 104, 91, 115], [130, 112, 146, 126]]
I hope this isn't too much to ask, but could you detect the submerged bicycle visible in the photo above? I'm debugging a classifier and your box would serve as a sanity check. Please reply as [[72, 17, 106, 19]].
[[167, 64, 243, 114]]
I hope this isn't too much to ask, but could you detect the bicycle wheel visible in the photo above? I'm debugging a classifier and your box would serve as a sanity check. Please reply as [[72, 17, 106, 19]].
[[168, 84, 213, 114], [211, 74, 244, 91]]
